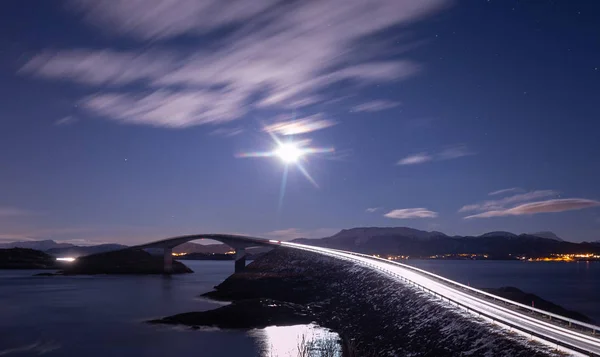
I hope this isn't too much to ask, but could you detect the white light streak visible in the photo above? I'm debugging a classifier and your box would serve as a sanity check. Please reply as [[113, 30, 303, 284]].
[[280, 241, 600, 356]]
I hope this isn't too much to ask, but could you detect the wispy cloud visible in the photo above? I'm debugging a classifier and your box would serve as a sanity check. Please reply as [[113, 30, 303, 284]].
[[352, 100, 401, 113], [464, 199, 600, 219], [397, 153, 432, 165], [265, 228, 339, 240], [55, 116, 79, 126], [210, 126, 244, 137], [263, 114, 337, 135], [20, 49, 169, 86], [81, 90, 247, 128], [366, 207, 381, 213], [459, 190, 558, 213], [397, 144, 474, 165], [437, 144, 475, 160], [21, 0, 449, 128], [384, 208, 438, 219], [488, 187, 523, 196], [67, 0, 282, 40]]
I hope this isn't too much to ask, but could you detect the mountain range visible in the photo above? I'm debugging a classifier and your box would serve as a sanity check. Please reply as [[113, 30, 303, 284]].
[[0, 239, 75, 251], [0, 239, 236, 257], [1, 227, 597, 259], [0, 240, 127, 257], [292, 227, 599, 258]]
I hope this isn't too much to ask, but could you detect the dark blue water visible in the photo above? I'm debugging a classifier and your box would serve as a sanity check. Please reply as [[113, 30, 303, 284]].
[[406, 260, 600, 322], [1, 260, 598, 356], [0, 261, 262, 356]]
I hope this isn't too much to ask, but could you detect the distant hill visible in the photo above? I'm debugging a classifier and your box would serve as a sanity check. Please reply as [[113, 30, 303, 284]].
[[59, 249, 192, 275], [0, 240, 74, 251], [46, 244, 127, 257], [528, 231, 563, 241], [478, 231, 517, 238], [294, 227, 448, 254], [0, 248, 59, 269], [0, 240, 127, 257], [292, 227, 600, 258], [173, 242, 232, 255]]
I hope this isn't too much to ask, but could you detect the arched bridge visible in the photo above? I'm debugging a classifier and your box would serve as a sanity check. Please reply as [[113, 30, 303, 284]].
[[134, 234, 281, 273], [134, 234, 600, 356]]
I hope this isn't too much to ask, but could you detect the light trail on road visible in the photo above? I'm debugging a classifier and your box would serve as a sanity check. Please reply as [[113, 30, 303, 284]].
[[281, 242, 600, 357]]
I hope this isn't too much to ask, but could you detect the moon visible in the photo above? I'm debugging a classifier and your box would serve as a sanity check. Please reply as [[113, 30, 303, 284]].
[[275, 143, 304, 163]]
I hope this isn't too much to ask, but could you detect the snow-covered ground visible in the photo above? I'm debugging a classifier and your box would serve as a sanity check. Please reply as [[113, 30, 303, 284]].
[[282, 242, 600, 356], [226, 247, 567, 356]]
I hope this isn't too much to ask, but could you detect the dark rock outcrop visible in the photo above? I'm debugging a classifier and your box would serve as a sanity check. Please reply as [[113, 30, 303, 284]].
[[484, 286, 593, 323], [59, 248, 192, 275], [150, 298, 313, 328], [158, 247, 560, 356], [46, 244, 127, 257], [0, 248, 59, 269]]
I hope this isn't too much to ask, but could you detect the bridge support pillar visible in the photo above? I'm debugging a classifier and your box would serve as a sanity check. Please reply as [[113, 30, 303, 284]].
[[163, 248, 173, 274], [234, 248, 246, 273]]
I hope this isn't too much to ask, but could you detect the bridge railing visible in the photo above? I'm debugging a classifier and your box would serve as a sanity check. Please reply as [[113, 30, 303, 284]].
[[354, 259, 599, 357], [283, 242, 600, 355], [338, 249, 600, 335]]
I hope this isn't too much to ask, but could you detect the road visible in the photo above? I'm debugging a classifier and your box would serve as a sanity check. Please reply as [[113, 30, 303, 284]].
[[281, 241, 600, 357]]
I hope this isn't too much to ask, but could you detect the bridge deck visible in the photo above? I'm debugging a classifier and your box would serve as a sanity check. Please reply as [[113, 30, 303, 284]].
[[137, 234, 600, 356], [282, 241, 600, 357]]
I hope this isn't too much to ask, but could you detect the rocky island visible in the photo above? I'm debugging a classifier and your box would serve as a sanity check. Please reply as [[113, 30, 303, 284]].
[[45, 248, 193, 275], [151, 247, 579, 356], [482, 286, 593, 323], [150, 298, 313, 329], [0, 248, 59, 269]]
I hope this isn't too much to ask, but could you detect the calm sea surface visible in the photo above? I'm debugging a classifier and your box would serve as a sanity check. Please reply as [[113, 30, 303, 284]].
[[0, 261, 337, 357], [0, 260, 598, 356], [405, 260, 600, 322]]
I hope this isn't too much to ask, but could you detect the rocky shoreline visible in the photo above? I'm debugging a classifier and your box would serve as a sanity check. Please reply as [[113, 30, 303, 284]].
[[0, 248, 60, 269], [150, 247, 572, 356], [39, 249, 192, 275], [149, 298, 313, 329]]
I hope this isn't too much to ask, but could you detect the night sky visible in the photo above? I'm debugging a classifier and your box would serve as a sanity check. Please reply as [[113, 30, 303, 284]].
[[1, 0, 599, 244]]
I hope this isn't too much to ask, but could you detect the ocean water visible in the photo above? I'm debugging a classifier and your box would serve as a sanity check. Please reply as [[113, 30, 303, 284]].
[[405, 259, 600, 322], [1, 259, 598, 356], [0, 261, 339, 357]]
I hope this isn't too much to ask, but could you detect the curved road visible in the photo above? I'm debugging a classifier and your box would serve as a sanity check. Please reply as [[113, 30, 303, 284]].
[[138, 234, 600, 356], [281, 241, 600, 357]]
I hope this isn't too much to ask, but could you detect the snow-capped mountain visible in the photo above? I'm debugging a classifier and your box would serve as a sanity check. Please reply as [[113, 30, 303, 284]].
[[528, 231, 563, 241]]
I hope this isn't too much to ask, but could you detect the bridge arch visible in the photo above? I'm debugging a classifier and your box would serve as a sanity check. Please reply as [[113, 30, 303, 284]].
[[134, 234, 280, 273]]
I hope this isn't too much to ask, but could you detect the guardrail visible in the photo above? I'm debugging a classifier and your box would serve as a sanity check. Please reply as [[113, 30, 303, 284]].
[[355, 259, 597, 357], [281, 242, 600, 356], [343, 250, 600, 335]]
